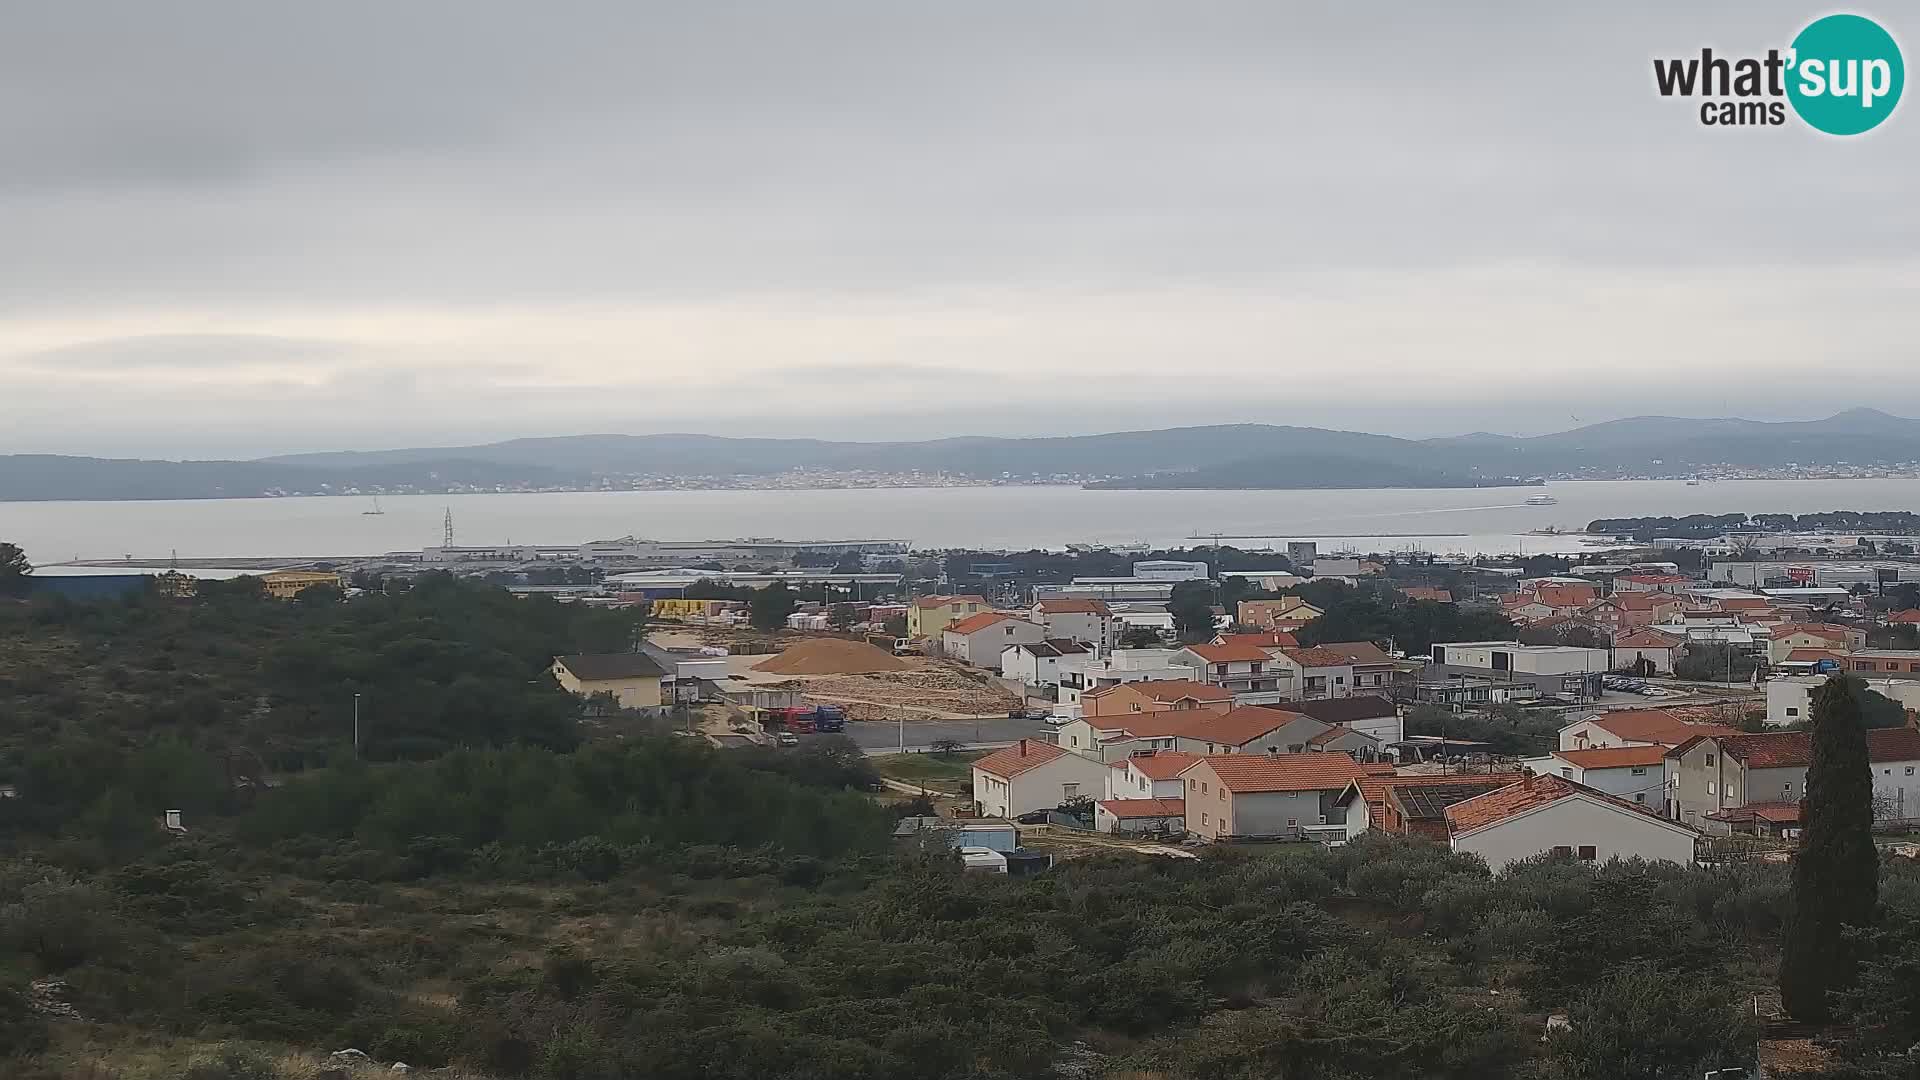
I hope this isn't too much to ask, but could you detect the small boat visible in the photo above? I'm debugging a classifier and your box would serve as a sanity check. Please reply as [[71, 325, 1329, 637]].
[[1685, 479, 1701, 486], [1524, 494, 1558, 506], [362, 496, 386, 516]]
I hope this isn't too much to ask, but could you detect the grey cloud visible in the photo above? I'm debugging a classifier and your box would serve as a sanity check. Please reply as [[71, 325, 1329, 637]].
[[0, 3, 1915, 455]]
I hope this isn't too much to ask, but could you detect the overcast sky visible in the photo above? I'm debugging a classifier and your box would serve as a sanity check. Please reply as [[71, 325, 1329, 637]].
[[3, 3, 1914, 458]]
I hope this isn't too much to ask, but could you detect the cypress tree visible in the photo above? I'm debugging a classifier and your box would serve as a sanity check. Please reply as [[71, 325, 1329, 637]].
[[1779, 674, 1879, 1022]]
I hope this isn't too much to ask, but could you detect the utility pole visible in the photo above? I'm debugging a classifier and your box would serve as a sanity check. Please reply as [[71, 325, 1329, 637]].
[[352, 693, 362, 757], [898, 711, 905, 754]]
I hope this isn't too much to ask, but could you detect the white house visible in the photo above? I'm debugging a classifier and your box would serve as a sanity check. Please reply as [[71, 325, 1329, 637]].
[[1057, 648, 1190, 706], [1868, 728, 1920, 823], [1270, 647, 1359, 700], [942, 612, 1046, 666], [1030, 599, 1117, 653], [1103, 749, 1201, 801], [1172, 641, 1292, 701], [970, 739, 1114, 818], [1444, 774, 1700, 873], [1517, 745, 1668, 809], [999, 639, 1089, 686], [1768, 674, 1920, 728]]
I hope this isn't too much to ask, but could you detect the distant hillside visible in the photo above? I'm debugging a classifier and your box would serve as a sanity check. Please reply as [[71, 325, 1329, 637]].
[[0, 455, 578, 502], [8, 408, 1920, 499], [1085, 454, 1518, 490]]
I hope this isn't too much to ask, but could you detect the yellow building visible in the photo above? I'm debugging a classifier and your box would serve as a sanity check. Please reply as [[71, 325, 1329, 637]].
[[552, 653, 669, 712], [906, 594, 990, 639], [649, 598, 737, 621], [260, 570, 343, 600]]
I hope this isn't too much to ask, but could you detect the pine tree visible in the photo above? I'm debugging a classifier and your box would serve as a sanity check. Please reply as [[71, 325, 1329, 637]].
[[1779, 674, 1880, 1022]]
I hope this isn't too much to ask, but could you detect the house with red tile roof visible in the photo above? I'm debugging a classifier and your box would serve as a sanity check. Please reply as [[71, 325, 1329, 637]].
[[1237, 597, 1324, 630], [1889, 609, 1920, 625], [1333, 771, 1526, 841], [1094, 797, 1187, 835], [1103, 749, 1202, 801], [1766, 622, 1865, 664], [1532, 583, 1599, 611], [1178, 753, 1362, 840], [1064, 681, 1235, 758], [1612, 628, 1684, 675], [1520, 744, 1669, 809], [1173, 706, 1331, 757], [1668, 727, 1920, 828], [1311, 641, 1400, 694], [1172, 640, 1291, 699], [970, 739, 1113, 818], [1399, 586, 1454, 604], [999, 638, 1089, 685], [1443, 773, 1699, 872], [941, 612, 1045, 666], [1268, 646, 1359, 700], [1558, 708, 1741, 752]]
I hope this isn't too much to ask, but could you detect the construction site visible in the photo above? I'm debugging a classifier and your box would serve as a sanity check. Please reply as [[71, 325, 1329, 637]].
[[651, 628, 1023, 725]]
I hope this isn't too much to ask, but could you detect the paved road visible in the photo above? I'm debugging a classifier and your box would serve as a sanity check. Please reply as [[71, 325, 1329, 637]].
[[845, 716, 1053, 753]]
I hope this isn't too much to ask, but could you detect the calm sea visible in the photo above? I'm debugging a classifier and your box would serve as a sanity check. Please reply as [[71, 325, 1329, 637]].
[[10, 479, 1920, 565]]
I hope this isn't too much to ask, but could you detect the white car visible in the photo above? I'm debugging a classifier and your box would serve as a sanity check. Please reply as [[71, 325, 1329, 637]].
[[1044, 715, 1071, 728]]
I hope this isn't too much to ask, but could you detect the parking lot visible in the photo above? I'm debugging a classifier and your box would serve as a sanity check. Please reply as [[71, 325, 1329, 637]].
[[844, 716, 1053, 754]]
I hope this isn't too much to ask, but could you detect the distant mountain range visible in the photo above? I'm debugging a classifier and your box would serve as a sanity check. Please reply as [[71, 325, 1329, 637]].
[[6, 408, 1920, 501]]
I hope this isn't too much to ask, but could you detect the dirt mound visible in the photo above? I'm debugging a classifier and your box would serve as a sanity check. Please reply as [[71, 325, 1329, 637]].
[[752, 637, 909, 675]]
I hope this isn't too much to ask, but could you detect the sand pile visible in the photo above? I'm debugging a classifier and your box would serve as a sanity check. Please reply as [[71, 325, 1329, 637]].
[[752, 638, 909, 676]]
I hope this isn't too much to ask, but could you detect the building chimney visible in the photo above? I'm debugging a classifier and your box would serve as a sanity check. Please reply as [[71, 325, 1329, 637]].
[[1018, 739, 1028, 756]]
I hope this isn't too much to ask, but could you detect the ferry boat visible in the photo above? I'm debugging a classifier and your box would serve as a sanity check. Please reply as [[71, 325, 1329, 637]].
[[1524, 494, 1558, 506]]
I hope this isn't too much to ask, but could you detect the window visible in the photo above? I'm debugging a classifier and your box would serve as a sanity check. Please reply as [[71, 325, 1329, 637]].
[[1286, 818, 1297, 827], [1908, 767, 1916, 776], [1910, 663, 1920, 672], [1201, 812, 1208, 826], [1560, 767, 1572, 778], [1317, 815, 1327, 824], [1201, 782, 1209, 794], [1707, 781, 1716, 795], [1855, 661, 1872, 671], [1578, 845, 1597, 861], [1218, 789, 1225, 802], [1062, 784, 1078, 797], [1552, 845, 1573, 857], [1189, 778, 1196, 791], [1070, 736, 1078, 747], [1630, 767, 1647, 776], [1705, 754, 1715, 766], [1635, 793, 1646, 804], [1786, 707, 1799, 717]]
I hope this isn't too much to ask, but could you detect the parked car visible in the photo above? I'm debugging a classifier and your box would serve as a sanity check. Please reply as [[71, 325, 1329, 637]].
[[1044, 715, 1071, 728], [776, 732, 800, 747], [1014, 809, 1052, 825]]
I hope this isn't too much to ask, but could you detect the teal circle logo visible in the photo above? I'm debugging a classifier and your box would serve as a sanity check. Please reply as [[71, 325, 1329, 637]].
[[1787, 14, 1904, 135]]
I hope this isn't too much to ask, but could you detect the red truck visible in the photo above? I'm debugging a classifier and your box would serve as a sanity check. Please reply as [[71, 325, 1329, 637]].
[[761, 704, 848, 735]]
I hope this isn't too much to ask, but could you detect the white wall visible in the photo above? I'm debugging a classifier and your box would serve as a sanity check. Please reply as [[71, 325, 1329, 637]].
[[1452, 794, 1696, 873], [1766, 677, 1819, 727], [1875, 757, 1920, 823], [973, 754, 1112, 817]]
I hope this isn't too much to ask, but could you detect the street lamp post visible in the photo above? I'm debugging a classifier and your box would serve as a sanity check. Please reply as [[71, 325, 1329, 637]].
[[352, 693, 362, 757]]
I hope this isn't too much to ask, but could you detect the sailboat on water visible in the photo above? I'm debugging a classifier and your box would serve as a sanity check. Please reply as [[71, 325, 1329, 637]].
[[362, 496, 386, 516]]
